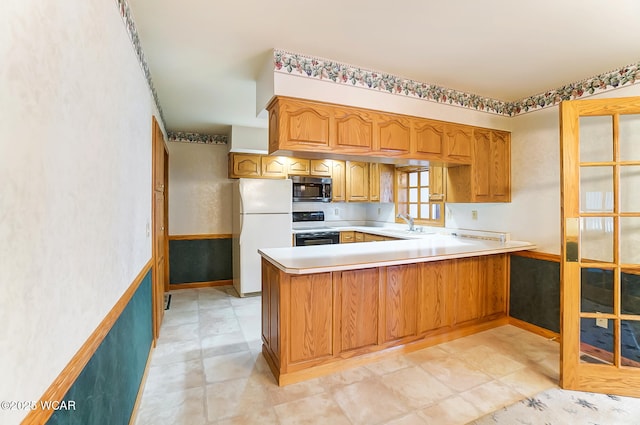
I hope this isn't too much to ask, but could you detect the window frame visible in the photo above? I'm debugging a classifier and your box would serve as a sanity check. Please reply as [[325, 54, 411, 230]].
[[395, 167, 445, 227]]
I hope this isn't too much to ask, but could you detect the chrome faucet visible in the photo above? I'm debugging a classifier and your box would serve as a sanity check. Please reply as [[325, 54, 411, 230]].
[[396, 213, 415, 231]]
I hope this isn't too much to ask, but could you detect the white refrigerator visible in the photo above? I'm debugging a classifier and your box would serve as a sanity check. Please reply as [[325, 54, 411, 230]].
[[232, 178, 292, 297]]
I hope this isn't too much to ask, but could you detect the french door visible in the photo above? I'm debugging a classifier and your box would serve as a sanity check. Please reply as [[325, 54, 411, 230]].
[[560, 97, 640, 396]]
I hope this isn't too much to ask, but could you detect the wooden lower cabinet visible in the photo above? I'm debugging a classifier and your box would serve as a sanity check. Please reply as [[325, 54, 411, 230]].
[[337, 268, 379, 352], [417, 260, 452, 334], [383, 265, 418, 342], [340, 231, 355, 243], [288, 273, 333, 364], [261, 254, 508, 385]]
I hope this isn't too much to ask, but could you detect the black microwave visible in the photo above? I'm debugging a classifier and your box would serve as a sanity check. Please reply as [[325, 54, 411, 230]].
[[291, 176, 332, 202]]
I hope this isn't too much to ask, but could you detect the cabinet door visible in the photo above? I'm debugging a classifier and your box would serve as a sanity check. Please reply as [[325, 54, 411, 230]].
[[310, 159, 332, 176], [429, 166, 446, 201], [376, 114, 411, 154], [483, 254, 507, 317], [331, 160, 346, 202], [261, 259, 281, 361], [454, 257, 482, 325], [289, 273, 333, 364], [338, 269, 380, 352], [383, 264, 418, 342], [287, 157, 311, 175], [340, 231, 355, 243], [414, 120, 445, 158], [472, 129, 492, 201], [282, 99, 331, 148], [229, 153, 261, 178], [445, 125, 473, 163], [379, 163, 395, 203], [369, 163, 380, 202], [489, 131, 510, 202], [472, 130, 511, 202], [417, 260, 452, 334], [334, 107, 373, 151], [345, 161, 369, 202], [261, 156, 288, 178], [363, 233, 385, 242]]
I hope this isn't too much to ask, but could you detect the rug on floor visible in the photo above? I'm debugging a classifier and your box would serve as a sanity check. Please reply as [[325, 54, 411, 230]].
[[469, 387, 640, 425]]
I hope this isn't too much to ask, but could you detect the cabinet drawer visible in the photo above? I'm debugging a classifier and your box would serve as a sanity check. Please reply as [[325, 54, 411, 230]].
[[340, 231, 356, 243]]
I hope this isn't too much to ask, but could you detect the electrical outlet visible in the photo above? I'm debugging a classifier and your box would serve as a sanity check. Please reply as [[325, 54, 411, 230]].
[[446, 209, 452, 220], [471, 210, 478, 220], [596, 318, 608, 329], [146, 221, 150, 237], [334, 208, 339, 216], [377, 207, 381, 215]]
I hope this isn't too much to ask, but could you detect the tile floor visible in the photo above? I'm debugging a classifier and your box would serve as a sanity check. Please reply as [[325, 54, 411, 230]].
[[134, 286, 560, 425]]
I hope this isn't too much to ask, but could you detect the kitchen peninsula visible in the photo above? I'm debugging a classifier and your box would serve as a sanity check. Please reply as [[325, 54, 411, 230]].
[[259, 233, 536, 385]]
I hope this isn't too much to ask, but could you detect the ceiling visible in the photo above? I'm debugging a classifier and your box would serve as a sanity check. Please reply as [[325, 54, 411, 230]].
[[127, 0, 640, 135]]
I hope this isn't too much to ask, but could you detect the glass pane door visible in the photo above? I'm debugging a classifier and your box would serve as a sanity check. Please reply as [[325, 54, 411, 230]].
[[561, 97, 640, 396]]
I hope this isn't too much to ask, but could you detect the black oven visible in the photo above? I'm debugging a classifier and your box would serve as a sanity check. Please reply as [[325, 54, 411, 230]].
[[294, 231, 340, 246], [292, 176, 332, 202], [292, 211, 339, 246]]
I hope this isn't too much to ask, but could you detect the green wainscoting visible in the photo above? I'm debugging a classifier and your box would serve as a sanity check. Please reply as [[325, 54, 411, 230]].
[[169, 237, 232, 284], [509, 254, 560, 333], [46, 270, 153, 425]]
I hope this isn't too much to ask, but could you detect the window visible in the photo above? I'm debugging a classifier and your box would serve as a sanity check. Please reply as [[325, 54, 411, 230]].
[[396, 167, 444, 226]]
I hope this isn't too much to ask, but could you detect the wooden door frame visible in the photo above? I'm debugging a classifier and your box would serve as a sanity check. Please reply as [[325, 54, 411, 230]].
[[151, 116, 169, 343]]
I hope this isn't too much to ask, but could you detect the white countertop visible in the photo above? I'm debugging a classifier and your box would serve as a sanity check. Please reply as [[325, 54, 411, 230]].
[[259, 233, 536, 274]]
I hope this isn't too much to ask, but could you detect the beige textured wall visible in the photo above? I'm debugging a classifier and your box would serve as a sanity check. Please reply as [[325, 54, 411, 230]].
[[168, 142, 232, 235], [0, 1, 155, 422]]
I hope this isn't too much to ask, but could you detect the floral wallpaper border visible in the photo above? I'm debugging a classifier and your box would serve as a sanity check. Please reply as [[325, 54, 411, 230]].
[[115, 0, 165, 126], [274, 50, 640, 116], [167, 132, 228, 145], [115, 0, 227, 144]]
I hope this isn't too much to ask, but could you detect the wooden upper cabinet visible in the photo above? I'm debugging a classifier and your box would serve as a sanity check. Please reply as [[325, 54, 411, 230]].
[[287, 157, 311, 175], [446, 128, 511, 203], [473, 129, 492, 200], [334, 107, 373, 151], [375, 114, 411, 154], [429, 165, 446, 201], [229, 153, 261, 178], [369, 163, 380, 202], [414, 120, 445, 158], [472, 129, 510, 202], [331, 160, 346, 202], [261, 156, 288, 178], [345, 161, 369, 202], [310, 159, 332, 176], [270, 97, 331, 150], [370, 163, 394, 203], [444, 125, 473, 163], [489, 131, 511, 202], [266, 97, 509, 203], [380, 163, 395, 203]]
